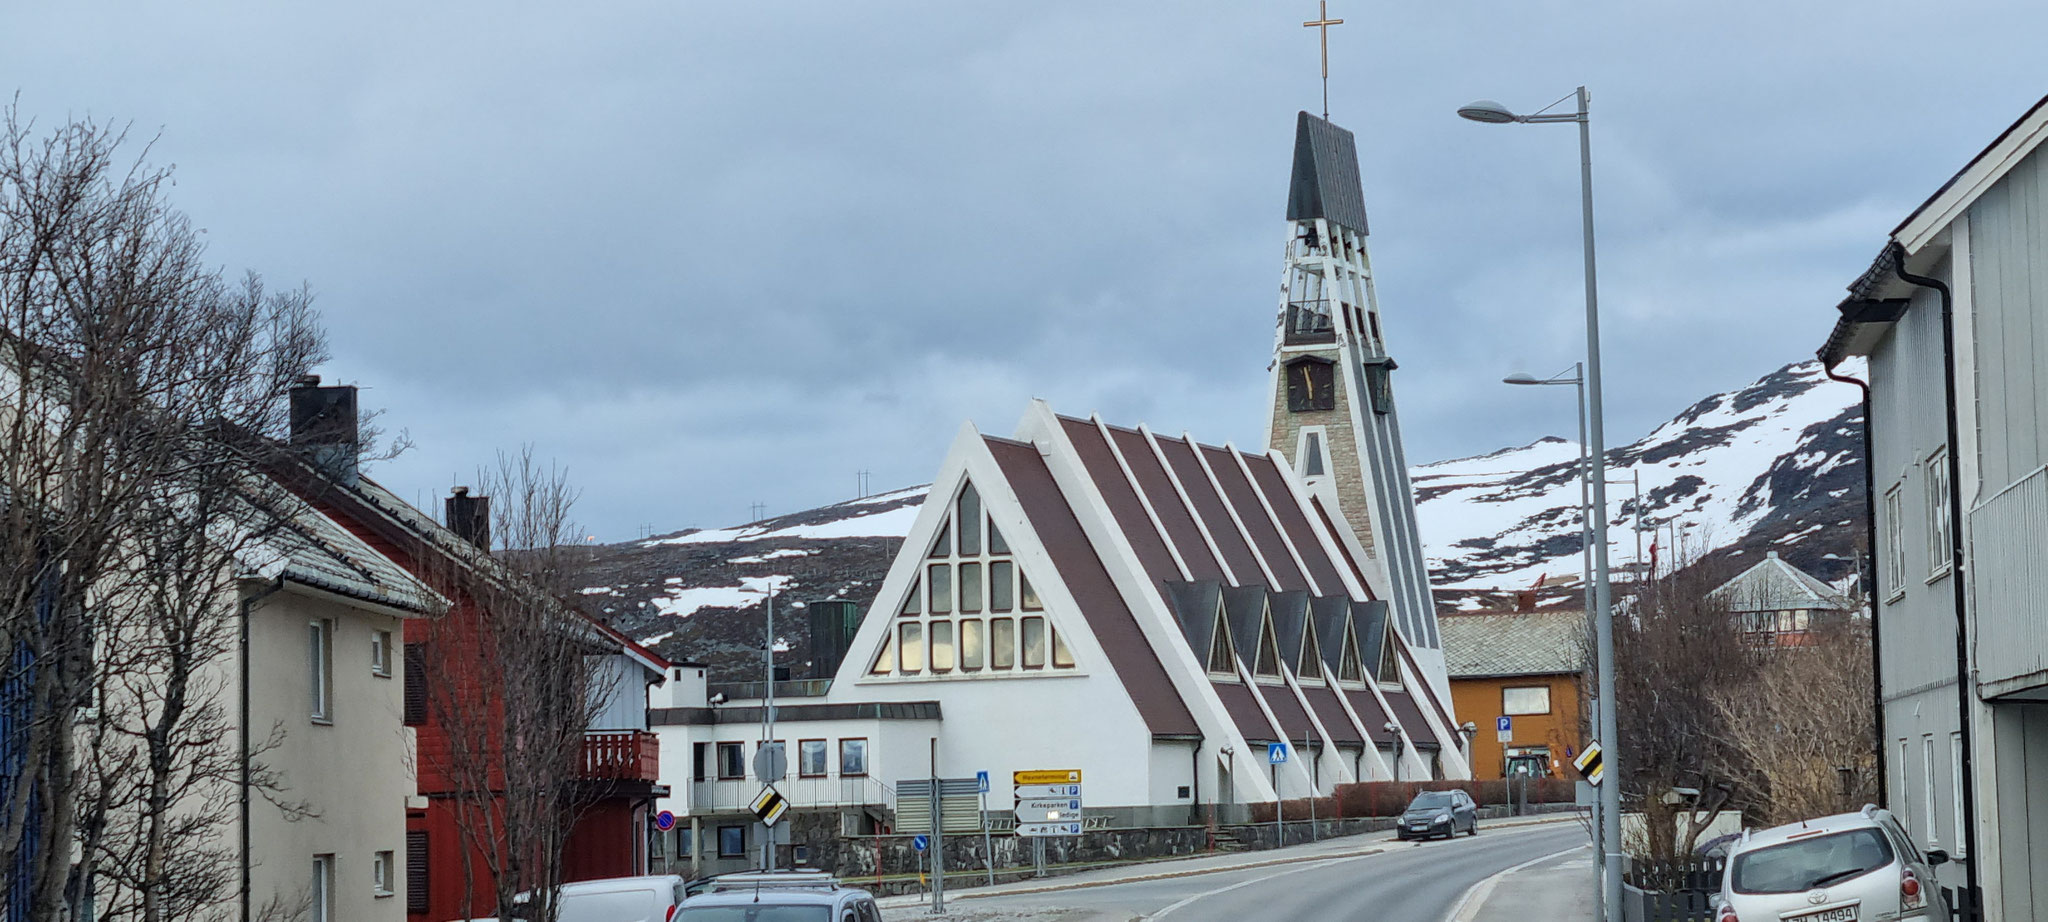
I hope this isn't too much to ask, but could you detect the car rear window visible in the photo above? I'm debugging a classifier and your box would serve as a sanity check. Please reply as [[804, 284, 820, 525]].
[[565, 890, 658, 922], [678, 907, 832, 922], [1410, 792, 1455, 809], [1732, 828, 1895, 894]]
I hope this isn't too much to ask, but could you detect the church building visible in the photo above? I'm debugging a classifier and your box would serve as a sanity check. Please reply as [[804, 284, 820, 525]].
[[647, 110, 1466, 871]]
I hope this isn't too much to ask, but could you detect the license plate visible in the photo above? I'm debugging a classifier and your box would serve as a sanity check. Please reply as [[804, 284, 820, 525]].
[[1787, 906, 1857, 922]]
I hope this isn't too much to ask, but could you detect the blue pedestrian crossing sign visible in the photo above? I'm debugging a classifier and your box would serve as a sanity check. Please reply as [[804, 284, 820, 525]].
[[1268, 742, 1288, 764], [977, 770, 989, 793]]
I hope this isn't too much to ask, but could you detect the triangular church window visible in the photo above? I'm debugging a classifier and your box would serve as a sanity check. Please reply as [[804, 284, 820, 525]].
[[1254, 614, 1282, 678], [929, 520, 951, 558], [1206, 604, 1236, 675], [957, 484, 982, 555], [898, 577, 921, 616], [988, 519, 1009, 554], [1378, 621, 1401, 686], [1337, 620, 1364, 684], [1299, 618, 1324, 682], [868, 632, 896, 675]]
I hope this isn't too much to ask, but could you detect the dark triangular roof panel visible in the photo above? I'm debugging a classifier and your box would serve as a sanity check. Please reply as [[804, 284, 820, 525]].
[[1310, 595, 1351, 673], [1221, 584, 1269, 664], [1163, 579, 1224, 656], [1269, 590, 1311, 672], [1286, 111, 1370, 235]]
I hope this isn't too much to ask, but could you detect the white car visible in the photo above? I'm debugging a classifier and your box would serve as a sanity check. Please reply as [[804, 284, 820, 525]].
[[491, 875, 689, 922], [1717, 806, 1949, 922]]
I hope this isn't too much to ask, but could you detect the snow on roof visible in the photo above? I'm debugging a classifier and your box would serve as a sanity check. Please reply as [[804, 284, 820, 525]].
[[1707, 550, 1853, 613]]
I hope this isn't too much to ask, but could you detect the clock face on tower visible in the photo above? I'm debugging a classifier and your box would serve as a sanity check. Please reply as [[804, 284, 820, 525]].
[[1286, 359, 1336, 412]]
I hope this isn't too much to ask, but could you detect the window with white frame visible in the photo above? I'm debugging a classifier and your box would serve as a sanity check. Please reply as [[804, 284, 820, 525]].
[[1950, 730, 1966, 856], [309, 619, 335, 723], [1926, 449, 1952, 580], [373, 849, 395, 897], [1502, 686, 1552, 716], [1922, 734, 1939, 845], [311, 855, 334, 922], [1297, 427, 1327, 478], [1884, 484, 1905, 599], [1896, 737, 1911, 828], [868, 481, 1076, 678], [371, 630, 392, 677]]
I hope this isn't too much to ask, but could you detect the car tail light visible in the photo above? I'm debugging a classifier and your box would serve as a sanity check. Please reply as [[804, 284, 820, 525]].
[[665, 904, 679, 922], [1900, 867, 1925, 911], [1716, 906, 1739, 922]]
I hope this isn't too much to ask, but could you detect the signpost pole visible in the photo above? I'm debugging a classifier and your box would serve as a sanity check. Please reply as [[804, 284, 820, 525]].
[[1304, 730, 1317, 843], [979, 782, 994, 887], [762, 591, 777, 872], [930, 738, 944, 913]]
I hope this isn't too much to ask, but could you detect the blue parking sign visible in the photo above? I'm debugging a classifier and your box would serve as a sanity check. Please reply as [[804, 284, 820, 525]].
[[1268, 742, 1288, 764], [1497, 716, 1512, 732]]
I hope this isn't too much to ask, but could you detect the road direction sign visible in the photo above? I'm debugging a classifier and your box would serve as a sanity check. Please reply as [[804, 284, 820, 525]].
[[1016, 822, 1082, 837], [1268, 742, 1288, 764], [654, 810, 676, 831], [1574, 742, 1605, 786], [1013, 783, 1082, 799], [753, 742, 787, 783], [912, 835, 928, 851], [977, 770, 989, 793], [750, 786, 789, 826], [1013, 769, 1081, 785], [1015, 798, 1083, 823], [1497, 716, 1512, 743]]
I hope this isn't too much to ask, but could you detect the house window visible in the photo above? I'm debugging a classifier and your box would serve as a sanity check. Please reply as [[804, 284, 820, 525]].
[[1950, 730, 1966, 857], [839, 739, 868, 776], [960, 620, 985, 671], [692, 742, 709, 782], [1922, 734, 1939, 845], [309, 619, 335, 723], [718, 826, 745, 858], [1206, 609, 1236, 676], [930, 620, 955, 673], [899, 577, 921, 616], [1020, 572, 1042, 610], [371, 630, 392, 677], [1021, 617, 1047, 669], [717, 742, 745, 779], [1378, 624, 1400, 687], [1253, 616, 1281, 678], [406, 832, 429, 914], [988, 519, 1009, 554], [1502, 686, 1551, 716], [1896, 738, 1911, 830], [799, 739, 828, 777], [374, 850, 395, 897], [311, 855, 334, 922], [990, 561, 1014, 612], [957, 484, 982, 556], [677, 827, 694, 857], [898, 622, 925, 673], [1927, 449, 1952, 580], [403, 644, 426, 725], [1884, 484, 1905, 599], [928, 564, 953, 614], [990, 618, 1015, 670], [1299, 428, 1326, 478], [868, 632, 895, 675], [1051, 630, 1075, 669], [959, 563, 983, 614]]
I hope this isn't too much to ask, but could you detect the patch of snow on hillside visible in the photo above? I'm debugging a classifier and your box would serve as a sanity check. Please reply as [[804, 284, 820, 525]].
[[644, 493, 927, 547], [648, 575, 794, 619], [730, 549, 819, 564]]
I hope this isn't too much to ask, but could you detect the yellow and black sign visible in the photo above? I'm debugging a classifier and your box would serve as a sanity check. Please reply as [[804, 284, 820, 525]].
[[1574, 743, 1604, 786], [1013, 769, 1082, 786], [750, 786, 789, 826]]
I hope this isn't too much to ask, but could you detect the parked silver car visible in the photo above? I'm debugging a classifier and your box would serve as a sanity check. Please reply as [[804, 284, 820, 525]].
[[677, 872, 879, 922], [1717, 806, 1949, 922]]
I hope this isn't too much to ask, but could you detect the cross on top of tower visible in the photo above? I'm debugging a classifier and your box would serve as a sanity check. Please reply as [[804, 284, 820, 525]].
[[1302, 1, 1344, 120]]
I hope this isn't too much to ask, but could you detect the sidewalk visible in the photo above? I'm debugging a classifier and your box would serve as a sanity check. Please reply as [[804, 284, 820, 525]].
[[876, 814, 1578, 909], [1457, 844, 1596, 922]]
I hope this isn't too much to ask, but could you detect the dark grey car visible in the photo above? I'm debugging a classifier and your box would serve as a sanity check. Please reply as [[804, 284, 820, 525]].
[[1395, 790, 1477, 840]]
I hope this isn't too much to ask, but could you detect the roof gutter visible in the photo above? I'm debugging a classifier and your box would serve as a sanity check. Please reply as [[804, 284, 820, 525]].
[[1886, 241, 1981, 905]]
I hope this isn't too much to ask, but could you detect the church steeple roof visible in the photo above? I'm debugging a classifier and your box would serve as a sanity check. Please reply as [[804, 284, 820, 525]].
[[1285, 111, 1370, 235]]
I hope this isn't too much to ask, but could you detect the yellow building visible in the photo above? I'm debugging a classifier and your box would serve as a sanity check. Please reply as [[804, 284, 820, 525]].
[[1439, 609, 1588, 781]]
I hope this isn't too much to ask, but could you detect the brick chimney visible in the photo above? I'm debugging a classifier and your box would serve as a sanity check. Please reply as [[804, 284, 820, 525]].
[[445, 486, 490, 550], [288, 375, 359, 485]]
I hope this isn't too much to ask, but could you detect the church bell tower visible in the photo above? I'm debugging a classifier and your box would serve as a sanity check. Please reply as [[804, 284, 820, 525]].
[[1263, 111, 1443, 666]]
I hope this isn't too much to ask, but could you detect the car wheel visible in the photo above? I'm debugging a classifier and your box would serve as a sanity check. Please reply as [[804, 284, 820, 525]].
[[1467, 821, 1479, 837]]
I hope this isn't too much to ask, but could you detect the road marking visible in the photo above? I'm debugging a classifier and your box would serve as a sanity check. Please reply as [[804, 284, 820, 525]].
[[1145, 853, 1381, 920], [1439, 843, 1589, 922]]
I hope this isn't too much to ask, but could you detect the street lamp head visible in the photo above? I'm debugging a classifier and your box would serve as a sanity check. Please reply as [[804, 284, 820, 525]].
[[1457, 99, 1521, 124], [1502, 372, 1542, 385]]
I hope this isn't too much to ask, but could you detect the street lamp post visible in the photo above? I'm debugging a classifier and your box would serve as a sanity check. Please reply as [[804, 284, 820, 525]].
[[1463, 86, 1622, 922]]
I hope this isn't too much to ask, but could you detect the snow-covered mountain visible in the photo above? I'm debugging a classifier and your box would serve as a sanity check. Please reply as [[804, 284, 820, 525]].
[[574, 360, 1865, 672]]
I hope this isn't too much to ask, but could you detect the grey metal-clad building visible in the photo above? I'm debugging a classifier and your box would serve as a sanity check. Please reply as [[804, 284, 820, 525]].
[[1821, 93, 2048, 920]]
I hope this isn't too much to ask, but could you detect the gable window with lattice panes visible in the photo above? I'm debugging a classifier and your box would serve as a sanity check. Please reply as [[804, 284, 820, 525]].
[[1377, 619, 1402, 689], [1205, 603, 1237, 677], [1252, 612, 1282, 680], [1297, 618, 1325, 684], [868, 481, 1077, 678], [1336, 619, 1366, 686]]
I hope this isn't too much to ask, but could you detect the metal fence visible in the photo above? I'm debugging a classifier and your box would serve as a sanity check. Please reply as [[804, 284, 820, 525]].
[[1622, 856, 1724, 922]]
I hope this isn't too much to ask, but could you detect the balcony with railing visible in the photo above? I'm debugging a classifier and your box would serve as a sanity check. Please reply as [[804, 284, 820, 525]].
[[706, 678, 834, 701], [689, 773, 895, 817], [580, 729, 660, 783]]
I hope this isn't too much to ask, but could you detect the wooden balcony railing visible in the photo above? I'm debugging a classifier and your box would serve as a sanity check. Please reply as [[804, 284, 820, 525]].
[[580, 730, 659, 782]]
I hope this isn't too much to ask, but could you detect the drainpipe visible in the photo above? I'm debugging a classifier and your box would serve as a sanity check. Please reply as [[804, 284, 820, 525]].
[[1820, 361, 1885, 807], [240, 577, 287, 922], [1890, 242, 1981, 904], [1189, 734, 1203, 828]]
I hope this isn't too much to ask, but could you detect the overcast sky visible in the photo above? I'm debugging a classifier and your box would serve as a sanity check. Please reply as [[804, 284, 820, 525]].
[[8, 2, 2043, 539]]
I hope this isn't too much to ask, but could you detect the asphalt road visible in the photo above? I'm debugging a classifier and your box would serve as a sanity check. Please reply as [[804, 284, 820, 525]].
[[951, 821, 1591, 922]]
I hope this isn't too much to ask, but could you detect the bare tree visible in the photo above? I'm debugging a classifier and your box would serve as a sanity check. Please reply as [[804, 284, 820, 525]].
[[1613, 539, 1759, 862], [0, 108, 327, 922], [415, 448, 614, 922], [1707, 618, 1876, 827]]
